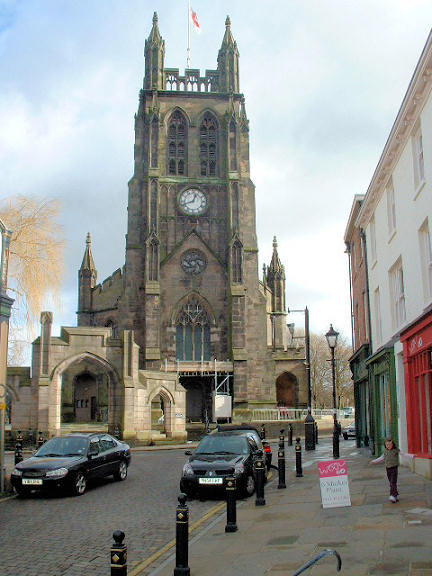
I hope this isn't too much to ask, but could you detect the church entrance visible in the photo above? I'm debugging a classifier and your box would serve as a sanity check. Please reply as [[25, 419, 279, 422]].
[[61, 361, 110, 426], [180, 376, 213, 423], [276, 372, 298, 407]]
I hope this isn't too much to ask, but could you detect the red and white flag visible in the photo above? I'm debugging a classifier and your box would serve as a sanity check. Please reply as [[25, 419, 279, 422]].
[[190, 6, 201, 33]]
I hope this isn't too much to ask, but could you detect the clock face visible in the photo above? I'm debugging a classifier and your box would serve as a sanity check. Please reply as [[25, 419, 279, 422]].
[[181, 250, 207, 275], [178, 188, 207, 215]]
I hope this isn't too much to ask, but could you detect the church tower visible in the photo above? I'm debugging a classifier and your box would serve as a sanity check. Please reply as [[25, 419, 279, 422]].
[[77, 13, 307, 419]]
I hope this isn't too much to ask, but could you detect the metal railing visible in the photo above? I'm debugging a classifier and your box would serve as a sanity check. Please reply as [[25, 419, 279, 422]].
[[251, 408, 351, 421]]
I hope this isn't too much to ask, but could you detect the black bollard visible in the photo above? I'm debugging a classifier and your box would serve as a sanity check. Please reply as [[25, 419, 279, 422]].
[[295, 437, 303, 478], [254, 449, 266, 506], [315, 422, 319, 445], [28, 427, 34, 449], [288, 423, 293, 446], [260, 424, 266, 440], [110, 530, 127, 576], [225, 477, 238, 533], [15, 431, 23, 465], [37, 431, 44, 449], [277, 430, 286, 489], [174, 493, 190, 576]]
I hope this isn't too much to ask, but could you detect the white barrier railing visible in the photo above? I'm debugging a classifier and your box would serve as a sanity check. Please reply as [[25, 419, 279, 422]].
[[250, 408, 352, 421]]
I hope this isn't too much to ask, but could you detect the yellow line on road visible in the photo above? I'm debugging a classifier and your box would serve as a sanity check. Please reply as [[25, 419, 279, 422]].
[[129, 501, 226, 576]]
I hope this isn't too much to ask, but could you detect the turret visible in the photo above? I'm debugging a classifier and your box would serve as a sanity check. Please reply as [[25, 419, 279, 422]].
[[144, 12, 165, 90], [266, 237, 287, 350], [78, 233, 97, 325], [217, 16, 240, 93]]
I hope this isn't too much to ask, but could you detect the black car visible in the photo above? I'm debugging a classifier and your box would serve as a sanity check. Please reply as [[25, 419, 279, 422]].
[[11, 433, 131, 497], [180, 432, 263, 498], [343, 422, 356, 440], [211, 425, 273, 471]]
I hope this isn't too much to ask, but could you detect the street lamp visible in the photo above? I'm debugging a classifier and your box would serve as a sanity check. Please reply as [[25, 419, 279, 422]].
[[288, 307, 315, 451], [325, 324, 340, 459]]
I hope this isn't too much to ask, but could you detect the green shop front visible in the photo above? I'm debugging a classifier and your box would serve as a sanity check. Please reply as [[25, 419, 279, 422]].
[[367, 346, 398, 455]]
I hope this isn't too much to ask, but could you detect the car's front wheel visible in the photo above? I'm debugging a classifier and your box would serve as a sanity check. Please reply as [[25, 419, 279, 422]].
[[15, 486, 30, 498], [113, 460, 128, 481], [242, 474, 255, 497], [72, 471, 87, 496]]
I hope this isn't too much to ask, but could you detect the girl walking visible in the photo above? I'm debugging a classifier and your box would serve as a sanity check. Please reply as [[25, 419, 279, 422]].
[[369, 436, 414, 503]]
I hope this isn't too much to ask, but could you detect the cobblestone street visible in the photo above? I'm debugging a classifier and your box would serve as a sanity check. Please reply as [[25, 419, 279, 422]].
[[0, 449, 215, 576]]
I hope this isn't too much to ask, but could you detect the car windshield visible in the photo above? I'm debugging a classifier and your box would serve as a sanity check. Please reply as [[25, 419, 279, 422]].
[[35, 436, 88, 457], [195, 435, 249, 455]]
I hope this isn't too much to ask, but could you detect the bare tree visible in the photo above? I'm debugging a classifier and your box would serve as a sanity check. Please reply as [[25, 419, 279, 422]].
[[310, 331, 354, 409], [0, 195, 64, 362]]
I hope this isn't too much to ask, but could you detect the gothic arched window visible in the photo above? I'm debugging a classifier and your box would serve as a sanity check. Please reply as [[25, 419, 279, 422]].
[[229, 119, 237, 171], [167, 111, 187, 175], [199, 113, 218, 177], [151, 116, 159, 168], [175, 298, 211, 361], [232, 240, 243, 284]]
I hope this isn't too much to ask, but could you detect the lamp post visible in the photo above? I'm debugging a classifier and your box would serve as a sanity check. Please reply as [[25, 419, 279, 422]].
[[288, 307, 315, 451], [0, 219, 14, 493], [325, 324, 339, 459]]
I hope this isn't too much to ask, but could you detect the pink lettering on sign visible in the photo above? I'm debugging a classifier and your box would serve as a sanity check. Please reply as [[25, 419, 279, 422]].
[[318, 460, 347, 478]]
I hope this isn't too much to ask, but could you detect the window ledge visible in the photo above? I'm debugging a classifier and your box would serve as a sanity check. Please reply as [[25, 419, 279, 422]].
[[414, 179, 426, 200], [387, 229, 397, 244]]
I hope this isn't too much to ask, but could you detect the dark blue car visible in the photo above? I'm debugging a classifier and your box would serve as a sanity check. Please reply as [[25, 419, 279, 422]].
[[11, 433, 131, 497]]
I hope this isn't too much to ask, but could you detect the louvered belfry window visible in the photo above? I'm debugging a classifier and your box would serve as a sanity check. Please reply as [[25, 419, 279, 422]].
[[167, 111, 187, 175], [200, 114, 217, 176]]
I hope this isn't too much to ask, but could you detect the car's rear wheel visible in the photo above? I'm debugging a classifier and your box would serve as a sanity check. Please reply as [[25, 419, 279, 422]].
[[72, 471, 87, 496], [113, 460, 128, 481]]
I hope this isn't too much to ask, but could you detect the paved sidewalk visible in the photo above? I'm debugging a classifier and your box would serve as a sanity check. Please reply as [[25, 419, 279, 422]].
[[146, 438, 432, 576]]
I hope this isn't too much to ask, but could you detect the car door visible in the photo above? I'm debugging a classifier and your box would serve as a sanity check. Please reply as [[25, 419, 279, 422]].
[[86, 437, 105, 479], [99, 434, 119, 476]]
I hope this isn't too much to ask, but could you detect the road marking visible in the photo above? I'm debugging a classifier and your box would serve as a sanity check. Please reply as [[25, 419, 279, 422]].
[[128, 501, 226, 576]]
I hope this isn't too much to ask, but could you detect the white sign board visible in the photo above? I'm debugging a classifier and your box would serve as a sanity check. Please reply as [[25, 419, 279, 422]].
[[317, 459, 351, 509], [213, 394, 232, 418]]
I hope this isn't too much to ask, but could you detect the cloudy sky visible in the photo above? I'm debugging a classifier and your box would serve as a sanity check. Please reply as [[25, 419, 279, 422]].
[[1, 0, 432, 354]]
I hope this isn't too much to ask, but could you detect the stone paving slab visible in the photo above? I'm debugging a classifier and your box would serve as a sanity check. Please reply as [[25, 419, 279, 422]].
[[146, 439, 432, 576]]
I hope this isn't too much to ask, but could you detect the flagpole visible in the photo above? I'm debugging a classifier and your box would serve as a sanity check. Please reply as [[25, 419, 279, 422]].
[[187, 0, 191, 69]]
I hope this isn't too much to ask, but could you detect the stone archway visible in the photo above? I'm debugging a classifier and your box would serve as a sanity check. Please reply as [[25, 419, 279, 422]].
[[148, 386, 174, 438], [276, 372, 298, 407], [49, 352, 122, 436]]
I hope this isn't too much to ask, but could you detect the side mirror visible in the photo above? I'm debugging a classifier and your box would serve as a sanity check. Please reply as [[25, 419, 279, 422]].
[[184, 450, 192, 456]]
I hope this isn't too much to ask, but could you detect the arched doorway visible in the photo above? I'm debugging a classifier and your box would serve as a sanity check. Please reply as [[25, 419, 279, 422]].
[[149, 388, 172, 437], [57, 354, 121, 431], [276, 372, 298, 407]]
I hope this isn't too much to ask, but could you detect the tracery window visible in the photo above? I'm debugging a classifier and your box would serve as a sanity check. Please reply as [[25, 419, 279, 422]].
[[199, 114, 218, 176], [175, 298, 211, 361], [231, 182, 239, 230], [167, 111, 187, 175]]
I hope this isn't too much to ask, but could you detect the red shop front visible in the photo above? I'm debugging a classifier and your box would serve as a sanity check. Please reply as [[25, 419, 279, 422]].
[[401, 312, 432, 470]]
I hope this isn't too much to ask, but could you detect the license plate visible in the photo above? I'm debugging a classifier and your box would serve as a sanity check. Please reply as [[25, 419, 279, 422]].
[[22, 478, 43, 485], [198, 478, 223, 485]]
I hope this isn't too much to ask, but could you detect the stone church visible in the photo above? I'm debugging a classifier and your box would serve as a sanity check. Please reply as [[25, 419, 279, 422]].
[[7, 14, 306, 440]]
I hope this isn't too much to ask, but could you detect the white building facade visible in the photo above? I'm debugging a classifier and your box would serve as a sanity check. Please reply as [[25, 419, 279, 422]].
[[356, 30, 432, 477]]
